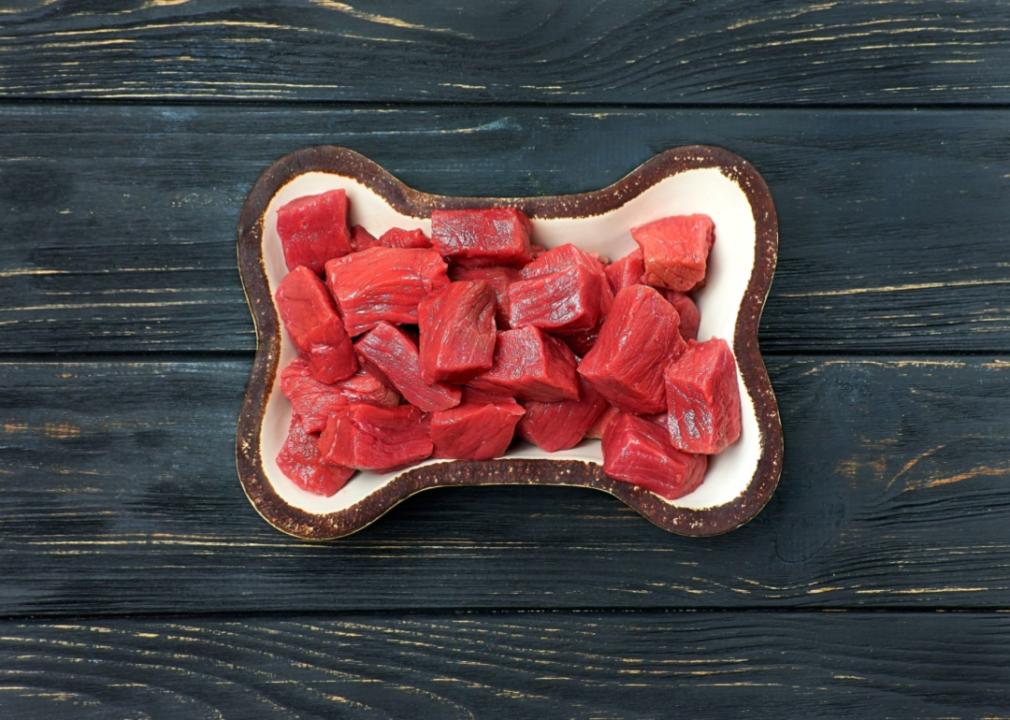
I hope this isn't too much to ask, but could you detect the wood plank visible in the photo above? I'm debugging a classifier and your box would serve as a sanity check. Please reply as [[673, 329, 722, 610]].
[[1, 612, 1008, 719], [2, 1, 1009, 104], [2, 105, 1010, 354], [2, 357, 1010, 615]]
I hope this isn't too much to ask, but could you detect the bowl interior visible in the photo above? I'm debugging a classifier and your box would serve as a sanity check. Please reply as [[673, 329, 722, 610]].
[[259, 167, 760, 515]]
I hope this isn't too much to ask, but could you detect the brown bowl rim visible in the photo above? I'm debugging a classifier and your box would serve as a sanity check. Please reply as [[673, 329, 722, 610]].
[[236, 145, 783, 540]]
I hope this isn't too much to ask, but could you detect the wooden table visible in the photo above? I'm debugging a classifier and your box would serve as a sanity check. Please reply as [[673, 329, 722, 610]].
[[2, 2, 1009, 717]]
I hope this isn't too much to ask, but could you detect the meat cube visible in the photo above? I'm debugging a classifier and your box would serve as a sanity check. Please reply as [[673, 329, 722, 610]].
[[431, 401, 525, 460], [664, 338, 742, 454], [509, 244, 612, 334], [519, 243, 606, 280], [276, 413, 354, 496], [468, 326, 579, 402], [561, 326, 599, 358], [602, 413, 708, 500], [518, 378, 608, 452], [280, 357, 398, 433], [585, 404, 621, 440], [276, 190, 352, 274], [665, 291, 701, 341], [417, 281, 497, 383], [605, 248, 644, 293], [631, 214, 715, 292], [350, 225, 378, 251], [449, 264, 519, 328], [431, 208, 532, 266], [325, 247, 449, 336], [508, 264, 606, 334], [318, 404, 432, 472], [379, 227, 431, 249], [356, 322, 461, 413], [461, 385, 515, 405], [578, 285, 686, 413], [275, 266, 357, 383]]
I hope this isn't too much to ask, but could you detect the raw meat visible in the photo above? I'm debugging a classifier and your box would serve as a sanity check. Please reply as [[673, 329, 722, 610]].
[[605, 248, 644, 293], [280, 357, 398, 433], [350, 225, 378, 251], [449, 264, 519, 328], [519, 243, 606, 280], [585, 405, 621, 440], [276, 189, 352, 274], [518, 377, 608, 452], [578, 285, 686, 413], [508, 265, 605, 334], [664, 338, 742, 454], [468, 326, 579, 402], [356, 321, 461, 412], [431, 401, 525, 460], [460, 385, 515, 405], [431, 208, 532, 266], [561, 326, 599, 358], [631, 214, 714, 291], [602, 413, 708, 500], [418, 280, 497, 383], [379, 227, 431, 249], [276, 413, 354, 496], [318, 404, 433, 472], [325, 247, 449, 336], [275, 265, 357, 383], [508, 244, 611, 334], [665, 291, 700, 341]]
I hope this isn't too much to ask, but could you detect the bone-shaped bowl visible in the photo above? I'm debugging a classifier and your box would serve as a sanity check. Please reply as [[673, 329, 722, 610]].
[[236, 146, 782, 539]]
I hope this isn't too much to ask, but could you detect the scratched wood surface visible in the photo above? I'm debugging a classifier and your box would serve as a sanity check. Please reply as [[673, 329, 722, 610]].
[[3, 357, 1009, 615], [4, 1, 1010, 717], [2, 0, 1010, 104], [2, 612, 1009, 719], [3, 105, 1010, 355]]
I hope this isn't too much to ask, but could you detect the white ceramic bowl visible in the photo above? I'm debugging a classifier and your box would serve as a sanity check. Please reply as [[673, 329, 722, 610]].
[[237, 146, 782, 539]]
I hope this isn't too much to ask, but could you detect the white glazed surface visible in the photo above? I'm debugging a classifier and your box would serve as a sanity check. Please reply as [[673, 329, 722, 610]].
[[259, 168, 759, 514]]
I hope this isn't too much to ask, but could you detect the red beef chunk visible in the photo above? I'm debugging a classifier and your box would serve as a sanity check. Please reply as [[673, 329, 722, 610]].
[[460, 385, 515, 405], [518, 377, 608, 452], [378, 227, 432, 249], [276, 413, 354, 496], [664, 291, 701, 341], [431, 401, 525, 460], [605, 248, 644, 293], [585, 404, 621, 440], [519, 243, 606, 279], [578, 285, 686, 413], [431, 208, 532, 266], [664, 338, 742, 454], [508, 244, 612, 334], [449, 265, 519, 328], [468, 326, 579, 402], [350, 225, 378, 251], [276, 189, 352, 274], [602, 413, 708, 500], [280, 357, 398, 433], [318, 404, 432, 472], [275, 265, 357, 383], [356, 322, 461, 413], [631, 214, 715, 292], [417, 281, 497, 383], [325, 247, 449, 336], [561, 326, 599, 358]]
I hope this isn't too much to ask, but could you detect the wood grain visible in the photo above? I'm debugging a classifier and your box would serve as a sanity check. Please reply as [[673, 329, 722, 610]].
[[2, 357, 1010, 615], [1, 1, 1009, 104], [1, 612, 1008, 719], [2, 104, 1010, 354]]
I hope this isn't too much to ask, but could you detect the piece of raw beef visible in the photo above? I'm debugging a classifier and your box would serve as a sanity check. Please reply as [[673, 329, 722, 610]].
[[602, 413, 707, 500]]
